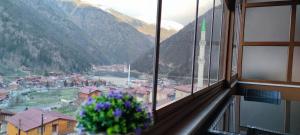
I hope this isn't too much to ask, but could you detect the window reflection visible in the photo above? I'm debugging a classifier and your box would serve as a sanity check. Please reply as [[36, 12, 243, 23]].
[[209, 0, 224, 85], [194, 0, 214, 92], [232, 0, 242, 76], [156, 0, 197, 108]]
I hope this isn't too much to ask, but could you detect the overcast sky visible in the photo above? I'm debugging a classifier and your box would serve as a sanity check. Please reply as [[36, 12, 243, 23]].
[[80, 0, 218, 26]]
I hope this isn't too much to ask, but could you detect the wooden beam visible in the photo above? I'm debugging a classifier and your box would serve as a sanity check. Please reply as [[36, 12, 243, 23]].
[[287, 5, 296, 82], [246, 1, 296, 8], [237, 0, 246, 80], [241, 42, 290, 46]]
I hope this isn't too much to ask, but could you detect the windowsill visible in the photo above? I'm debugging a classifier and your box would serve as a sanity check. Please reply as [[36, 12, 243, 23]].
[[166, 88, 230, 134], [144, 81, 230, 135]]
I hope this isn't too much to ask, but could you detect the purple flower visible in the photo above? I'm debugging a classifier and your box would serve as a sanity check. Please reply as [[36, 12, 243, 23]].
[[104, 102, 111, 109], [95, 103, 105, 111], [136, 106, 142, 112], [115, 93, 123, 99], [85, 97, 93, 105], [135, 127, 142, 135], [79, 110, 85, 117], [124, 101, 131, 108], [108, 90, 123, 99], [113, 108, 122, 118]]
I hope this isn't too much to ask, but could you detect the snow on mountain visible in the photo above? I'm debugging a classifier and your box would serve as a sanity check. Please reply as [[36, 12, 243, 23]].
[[161, 20, 184, 31]]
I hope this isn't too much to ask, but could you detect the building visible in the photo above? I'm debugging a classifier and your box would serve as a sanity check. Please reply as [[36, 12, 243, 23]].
[[0, 89, 9, 101], [78, 86, 101, 101], [0, 109, 14, 134], [174, 85, 192, 99], [7, 109, 76, 135]]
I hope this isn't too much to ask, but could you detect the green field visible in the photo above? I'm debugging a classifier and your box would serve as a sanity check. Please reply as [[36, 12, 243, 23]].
[[7, 88, 80, 114]]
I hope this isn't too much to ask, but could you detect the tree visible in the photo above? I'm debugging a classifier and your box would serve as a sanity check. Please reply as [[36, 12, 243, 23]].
[[64, 80, 68, 87]]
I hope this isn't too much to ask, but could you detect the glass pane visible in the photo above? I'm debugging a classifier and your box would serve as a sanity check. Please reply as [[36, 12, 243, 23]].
[[156, 0, 196, 108], [194, 0, 214, 92], [290, 101, 300, 135], [231, 0, 242, 76], [0, 0, 157, 133], [209, 0, 224, 85], [247, 0, 290, 3], [296, 5, 300, 41], [244, 6, 291, 42], [292, 47, 300, 82], [242, 46, 288, 81]]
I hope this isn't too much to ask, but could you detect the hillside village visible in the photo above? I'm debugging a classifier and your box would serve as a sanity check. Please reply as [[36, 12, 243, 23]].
[[0, 64, 193, 134]]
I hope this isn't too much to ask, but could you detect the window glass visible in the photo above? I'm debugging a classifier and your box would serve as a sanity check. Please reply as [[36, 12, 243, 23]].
[[0, 0, 157, 133], [247, 0, 290, 3], [231, 0, 242, 76], [296, 5, 300, 41], [156, 0, 196, 108], [244, 6, 291, 42], [242, 46, 288, 81], [292, 47, 300, 82], [194, 0, 214, 92], [209, 0, 224, 85]]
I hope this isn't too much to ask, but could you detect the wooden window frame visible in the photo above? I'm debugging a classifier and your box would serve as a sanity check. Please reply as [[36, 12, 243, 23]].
[[237, 0, 300, 85], [149, 0, 234, 126]]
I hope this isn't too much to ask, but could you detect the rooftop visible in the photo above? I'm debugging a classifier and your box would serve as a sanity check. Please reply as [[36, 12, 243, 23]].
[[7, 108, 75, 132], [80, 86, 101, 94]]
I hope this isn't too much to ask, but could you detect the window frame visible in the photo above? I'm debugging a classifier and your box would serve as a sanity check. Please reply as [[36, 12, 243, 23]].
[[237, 0, 300, 85], [151, 0, 232, 123]]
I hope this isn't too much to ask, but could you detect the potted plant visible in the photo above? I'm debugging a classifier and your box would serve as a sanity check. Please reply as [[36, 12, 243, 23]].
[[77, 90, 152, 135]]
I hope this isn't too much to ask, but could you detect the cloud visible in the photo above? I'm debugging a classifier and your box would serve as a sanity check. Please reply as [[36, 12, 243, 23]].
[[80, 0, 216, 26]]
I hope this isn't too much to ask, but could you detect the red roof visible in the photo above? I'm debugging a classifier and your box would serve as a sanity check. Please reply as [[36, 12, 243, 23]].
[[133, 87, 150, 95], [80, 86, 101, 94], [174, 85, 192, 93], [7, 108, 75, 131]]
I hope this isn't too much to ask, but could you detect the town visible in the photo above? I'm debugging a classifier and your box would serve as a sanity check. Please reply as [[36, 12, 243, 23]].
[[0, 64, 191, 135]]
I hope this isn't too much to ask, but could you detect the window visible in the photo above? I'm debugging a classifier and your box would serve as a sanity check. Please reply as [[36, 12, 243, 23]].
[[242, 46, 289, 81], [194, 0, 214, 92], [296, 5, 300, 41], [156, 0, 197, 108], [37, 127, 42, 134], [239, 2, 299, 84], [292, 47, 300, 82], [0, 0, 227, 133], [67, 121, 73, 129], [209, 0, 224, 85], [231, 0, 242, 76], [1, 0, 157, 133], [244, 6, 291, 42], [52, 124, 58, 132]]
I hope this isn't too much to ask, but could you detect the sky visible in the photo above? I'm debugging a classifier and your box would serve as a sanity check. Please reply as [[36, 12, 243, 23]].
[[79, 0, 218, 28]]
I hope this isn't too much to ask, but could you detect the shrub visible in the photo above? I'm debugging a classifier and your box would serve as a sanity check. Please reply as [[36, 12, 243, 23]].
[[77, 90, 152, 135]]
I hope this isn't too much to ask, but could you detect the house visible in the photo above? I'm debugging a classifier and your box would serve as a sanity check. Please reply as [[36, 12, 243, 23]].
[[0, 90, 9, 101], [78, 86, 101, 101], [174, 85, 192, 99], [7, 109, 76, 135], [0, 109, 14, 134]]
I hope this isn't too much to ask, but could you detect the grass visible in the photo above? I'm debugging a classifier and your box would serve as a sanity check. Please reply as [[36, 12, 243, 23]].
[[7, 88, 80, 113]]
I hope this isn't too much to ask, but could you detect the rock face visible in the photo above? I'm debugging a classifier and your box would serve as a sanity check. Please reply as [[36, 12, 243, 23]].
[[132, 6, 223, 80], [0, 0, 153, 75]]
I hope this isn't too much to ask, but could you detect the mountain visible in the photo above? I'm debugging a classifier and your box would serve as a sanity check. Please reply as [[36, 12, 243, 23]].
[[108, 10, 177, 41], [0, 0, 153, 75], [56, 0, 154, 64], [132, 6, 223, 80], [71, 0, 177, 41]]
